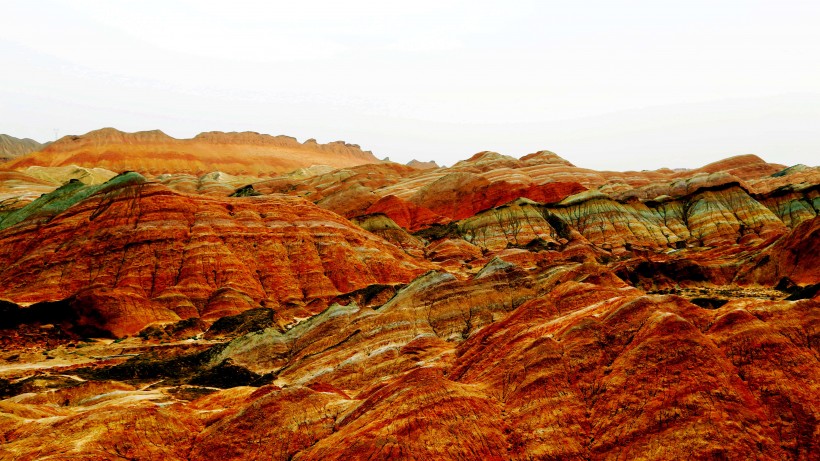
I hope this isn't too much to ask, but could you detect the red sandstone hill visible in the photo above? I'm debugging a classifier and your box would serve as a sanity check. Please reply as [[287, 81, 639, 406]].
[[0, 172, 429, 336], [2, 128, 380, 176], [0, 146, 818, 460]]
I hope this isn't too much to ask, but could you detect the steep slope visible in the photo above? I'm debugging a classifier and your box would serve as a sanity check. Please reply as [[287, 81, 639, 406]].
[[736, 216, 820, 286], [3, 128, 379, 176]]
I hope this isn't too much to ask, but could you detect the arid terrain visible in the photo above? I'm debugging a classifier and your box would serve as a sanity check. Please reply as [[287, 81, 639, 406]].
[[0, 129, 818, 460]]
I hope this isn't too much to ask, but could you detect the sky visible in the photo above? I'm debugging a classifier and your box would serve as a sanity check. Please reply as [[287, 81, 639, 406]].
[[1, 0, 818, 170]]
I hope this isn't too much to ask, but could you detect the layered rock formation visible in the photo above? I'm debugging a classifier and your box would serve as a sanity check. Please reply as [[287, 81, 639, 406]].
[[2, 128, 379, 176], [2, 257, 816, 460], [0, 172, 429, 335], [0, 142, 818, 460]]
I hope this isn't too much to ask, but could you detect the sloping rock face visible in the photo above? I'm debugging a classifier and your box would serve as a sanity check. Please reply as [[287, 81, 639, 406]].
[[0, 166, 117, 218], [2, 128, 379, 176], [736, 216, 820, 286], [350, 213, 426, 258], [0, 148, 818, 460], [0, 173, 429, 333], [408, 172, 587, 221], [0, 134, 43, 162], [243, 151, 807, 253], [253, 162, 420, 218], [691, 154, 785, 179], [364, 194, 449, 232], [2, 259, 816, 460], [549, 184, 788, 250], [0, 171, 57, 216]]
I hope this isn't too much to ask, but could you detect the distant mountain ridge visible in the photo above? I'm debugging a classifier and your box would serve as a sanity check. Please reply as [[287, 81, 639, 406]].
[[0, 134, 44, 162], [2, 128, 379, 176], [407, 159, 439, 170]]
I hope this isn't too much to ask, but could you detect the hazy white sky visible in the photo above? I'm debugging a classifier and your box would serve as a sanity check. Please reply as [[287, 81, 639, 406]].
[[1, 0, 818, 170]]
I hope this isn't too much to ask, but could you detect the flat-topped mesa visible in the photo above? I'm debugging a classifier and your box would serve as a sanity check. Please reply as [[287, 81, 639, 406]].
[[193, 131, 301, 146], [57, 127, 176, 145], [3, 128, 380, 176], [17, 128, 176, 155], [406, 159, 439, 170], [193, 131, 376, 159], [614, 171, 749, 202]]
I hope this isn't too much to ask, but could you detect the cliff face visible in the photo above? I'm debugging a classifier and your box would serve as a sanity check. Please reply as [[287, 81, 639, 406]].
[[2, 128, 379, 176], [0, 146, 818, 461]]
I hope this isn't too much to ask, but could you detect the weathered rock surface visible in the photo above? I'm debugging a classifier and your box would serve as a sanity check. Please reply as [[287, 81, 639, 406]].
[[737, 216, 820, 286], [0, 146, 818, 460], [364, 194, 448, 232], [253, 162, 420, 218], [350, 213, 426, 258], [0, 173, 429, 334], [3, 128, 379, 176], [3, 260, 816, 460]]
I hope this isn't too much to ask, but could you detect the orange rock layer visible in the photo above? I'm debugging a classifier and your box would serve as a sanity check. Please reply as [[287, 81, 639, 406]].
[[0, 174, 429, 335], [3, 128, 379, 176], [1, 259, 817, 460], [0, 146, 818, 460]]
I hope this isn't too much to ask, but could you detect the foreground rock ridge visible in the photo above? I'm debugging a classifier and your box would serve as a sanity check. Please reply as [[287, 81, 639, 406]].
[[0, 141, 818, 461]]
